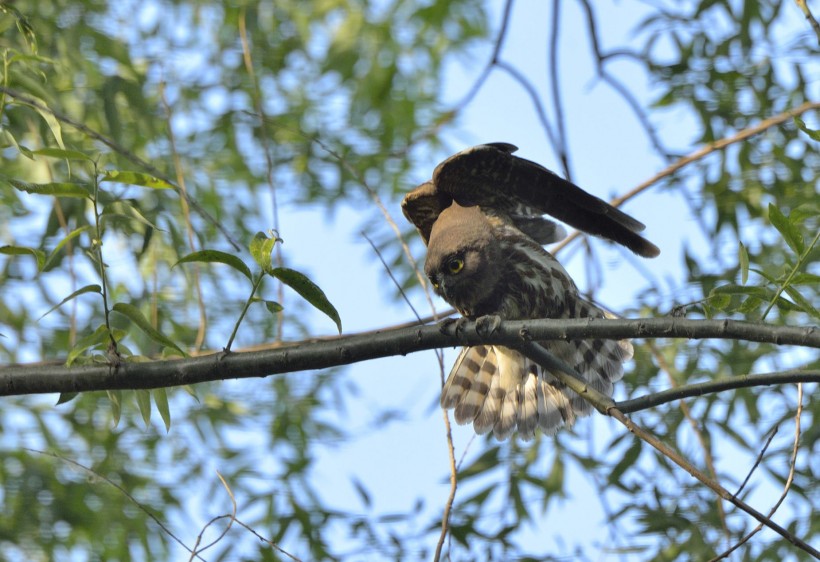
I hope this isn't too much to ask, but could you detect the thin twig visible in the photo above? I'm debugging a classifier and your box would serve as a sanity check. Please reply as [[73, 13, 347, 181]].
[[794, 0, 820, 45], [24, 448, 203, 560], [648, 341, 730, 538], [239, 10, 286, 341], [189, 472, 237, 560], [159, 82, 208, 351], [709, 384, 805, 561], [518, 344, 819, 558], [548, 0, 571, 180]]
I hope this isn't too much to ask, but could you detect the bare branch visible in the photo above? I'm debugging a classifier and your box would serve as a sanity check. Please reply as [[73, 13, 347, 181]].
[[1, 318, 818, 396]]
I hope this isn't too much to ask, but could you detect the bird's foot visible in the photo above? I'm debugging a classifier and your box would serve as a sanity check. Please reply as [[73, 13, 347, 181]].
[[475, 314, 502, 337], [438, 316, 470, 337]]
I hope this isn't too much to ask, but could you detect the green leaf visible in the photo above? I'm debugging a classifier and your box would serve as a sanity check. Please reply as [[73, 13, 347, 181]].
[[249, 231, 281, 271], [32, 102, 66, 149], [174, 250, 252, 281], [794, 116, 820, 141], [457, 446, 500, 481], [609, 439, 642, 484], [7, 178, 90, 198], [56, 392, 79, 405], [67, 324, 112, 366], [251, 297, 284, 313], [43, 225, 93, 271], [136, 389, 151, 426], [0, 245, 46, 271], [768, 203, 804, 254], [107, 389, 122, 427], [782, 286, 819, 319], [738, 241, 748, 285], [269, 267, 342, 333], [101, 170, 174, 189], [154, 388, 171, 432], [112, 302, 187, 357], [710, 284, 770, 298], [32, 147, 93, 161], [39, 284, 101, 319]]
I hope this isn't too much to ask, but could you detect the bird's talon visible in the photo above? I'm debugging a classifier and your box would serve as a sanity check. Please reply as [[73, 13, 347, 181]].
[[475, 314, 502, 337]]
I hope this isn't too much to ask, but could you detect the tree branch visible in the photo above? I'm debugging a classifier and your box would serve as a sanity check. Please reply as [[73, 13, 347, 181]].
[[1, 318, 817, 396]]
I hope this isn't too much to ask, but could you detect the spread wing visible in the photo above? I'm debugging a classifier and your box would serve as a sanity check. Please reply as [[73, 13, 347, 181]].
[[403, 142, 660, 257]]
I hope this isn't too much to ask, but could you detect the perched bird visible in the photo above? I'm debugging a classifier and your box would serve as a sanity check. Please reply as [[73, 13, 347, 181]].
[[403, 143, 656, 440]]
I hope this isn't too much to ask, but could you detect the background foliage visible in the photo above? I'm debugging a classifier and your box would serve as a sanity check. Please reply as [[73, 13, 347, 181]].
[[0, 0, 818, 560]]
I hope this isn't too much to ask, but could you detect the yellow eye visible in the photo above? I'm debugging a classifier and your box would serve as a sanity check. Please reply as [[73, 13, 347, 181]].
[[447, 258, 464, 274]]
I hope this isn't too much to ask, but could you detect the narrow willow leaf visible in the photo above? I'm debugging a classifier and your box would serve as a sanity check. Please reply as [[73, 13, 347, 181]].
[[0, 245, 46, 271], [174, 250, 252, 281], [768, 203, 804, 254], [32, 147, 93, 160], [33, 104, 66, 149], [136, 389, 152, 426], [249, 231, 279, 271], [8, 178, 90, 198], [101, 170, 173, 189], [609, 440, 642, 484], [2, 129, 35, 159], [112, 302, 187, 357], [39, 284, 101, 319], [710, 284, 770, 297], [107, 389, 122, 427], [269, 267, 342, 333], [43, 225, 93, 271], [794, 116, 820, 141], [56, 392, 79, 405], [154, 388, 171, 432], [738, 241, 748, 285], [783, 286, 819, 318]]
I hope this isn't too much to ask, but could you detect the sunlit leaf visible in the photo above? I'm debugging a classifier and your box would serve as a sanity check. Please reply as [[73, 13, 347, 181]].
[[107, 389, 122, 427], [7, 178, 90, 198], [249, 231, 281, 272], [101, 170, 174, 189]]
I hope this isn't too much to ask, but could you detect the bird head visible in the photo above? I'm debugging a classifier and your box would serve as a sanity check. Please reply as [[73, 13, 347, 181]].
[[424, 203, 502, 317]]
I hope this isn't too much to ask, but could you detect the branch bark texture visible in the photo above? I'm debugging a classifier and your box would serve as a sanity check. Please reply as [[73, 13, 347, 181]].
[[1, 318, 817, 396]]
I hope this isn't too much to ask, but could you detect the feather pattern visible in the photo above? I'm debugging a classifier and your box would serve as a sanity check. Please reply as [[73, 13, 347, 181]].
[[425, 203, 633, 440]]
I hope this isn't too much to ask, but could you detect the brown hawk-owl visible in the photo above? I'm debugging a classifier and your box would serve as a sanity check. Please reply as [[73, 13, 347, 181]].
[[402, 143, 658, 441]]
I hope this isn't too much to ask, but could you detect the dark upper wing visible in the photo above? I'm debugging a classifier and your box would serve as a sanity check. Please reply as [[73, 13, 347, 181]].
[[402, 178, 566, 246], [432, 143, 660, 258]]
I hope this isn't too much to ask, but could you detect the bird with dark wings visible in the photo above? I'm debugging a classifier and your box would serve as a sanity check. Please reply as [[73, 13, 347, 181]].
[[402, 143, 658, 440]]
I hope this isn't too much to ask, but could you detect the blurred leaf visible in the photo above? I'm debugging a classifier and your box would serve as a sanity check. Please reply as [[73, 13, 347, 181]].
[[101, 170, 174, 190], [738, 241, 749, 285], [136, 389, 151, 426], [112, 303, 187, 357], [0, 245, 46, 271], [768, 203, 804, 255], [153, 388, 171, 432], [7, 178, 90, 198], [39, 284, 101, 319], [32, 147, 93, 160], [794, 116, 820, 141]]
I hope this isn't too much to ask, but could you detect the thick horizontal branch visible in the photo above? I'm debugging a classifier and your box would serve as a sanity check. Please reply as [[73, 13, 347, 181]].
[[0, 318, 817, 396]]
